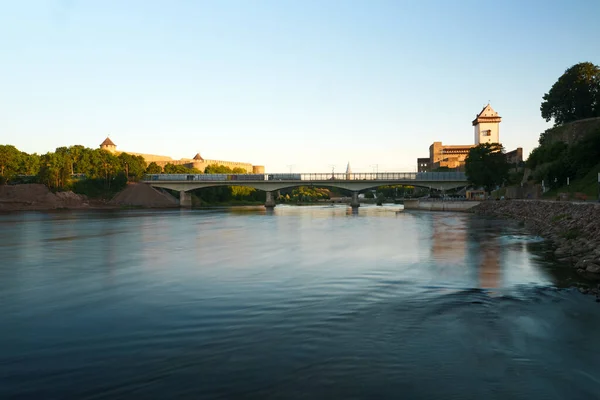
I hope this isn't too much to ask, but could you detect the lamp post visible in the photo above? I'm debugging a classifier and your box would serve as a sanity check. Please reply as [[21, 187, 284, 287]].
[[124, 162, 129, 182]]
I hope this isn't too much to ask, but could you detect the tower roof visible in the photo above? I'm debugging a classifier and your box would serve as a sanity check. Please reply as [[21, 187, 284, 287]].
[[346, 162, 352, 174], [472, 104, 501, 126], [193, 153, 204, 161], [100, 137, 116, 147]]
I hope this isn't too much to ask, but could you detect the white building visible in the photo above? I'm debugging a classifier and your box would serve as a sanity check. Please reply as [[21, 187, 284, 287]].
[[473, 104, 501, 145]]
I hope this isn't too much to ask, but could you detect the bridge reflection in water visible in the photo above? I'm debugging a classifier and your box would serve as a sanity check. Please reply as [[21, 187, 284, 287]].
[[143, 172, 468, 209]]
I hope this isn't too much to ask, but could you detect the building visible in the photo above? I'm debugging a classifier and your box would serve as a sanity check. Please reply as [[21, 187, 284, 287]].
[[473, 104, 501, 145], [100, 137, 265, 173], [428, 142, 474, 170], [505, 147, 523, 167], [416, 104, 522, 171], [417, 157, 430, 173]]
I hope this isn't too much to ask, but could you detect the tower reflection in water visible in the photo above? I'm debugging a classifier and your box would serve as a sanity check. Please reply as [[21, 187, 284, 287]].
[[430, 213, 501, 289]]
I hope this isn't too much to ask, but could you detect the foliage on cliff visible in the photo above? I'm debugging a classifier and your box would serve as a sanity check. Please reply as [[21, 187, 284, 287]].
[[526, 62, 600, 192], [527, 127, 600, 190], [465, 143, 509, 193], [541, 62, 600, 126]]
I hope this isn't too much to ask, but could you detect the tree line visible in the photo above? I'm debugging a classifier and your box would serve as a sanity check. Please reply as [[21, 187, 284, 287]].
[[0, 144, 264, 202]]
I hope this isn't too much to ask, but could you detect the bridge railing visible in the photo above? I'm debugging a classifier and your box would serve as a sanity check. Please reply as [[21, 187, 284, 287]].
[[143, 172, 467, 182]]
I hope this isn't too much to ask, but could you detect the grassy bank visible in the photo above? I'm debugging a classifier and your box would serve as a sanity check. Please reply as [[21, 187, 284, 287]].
[[542, 161, 600, 200]]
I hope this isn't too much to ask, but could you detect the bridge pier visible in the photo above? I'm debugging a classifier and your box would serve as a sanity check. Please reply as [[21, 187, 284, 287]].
[[350, 191, 360, 209], [179, 190, 192, 208], [265, 191, 276, 209]]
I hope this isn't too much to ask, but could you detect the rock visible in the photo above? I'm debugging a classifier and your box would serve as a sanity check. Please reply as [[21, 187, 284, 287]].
[[586, 264, 600, 274], [579, 287, 589, 294], [554, 248, 569, 257]]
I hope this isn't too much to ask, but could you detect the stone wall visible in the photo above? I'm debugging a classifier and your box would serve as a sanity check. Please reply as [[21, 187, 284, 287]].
[[404, 199, 479, 211], [471, 200, 600, 280], [540, 117, 600, 146], [114, 151, 264, 173]]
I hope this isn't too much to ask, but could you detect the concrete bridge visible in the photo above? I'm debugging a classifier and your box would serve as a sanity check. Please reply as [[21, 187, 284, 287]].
[[143, 172, 468, 208]]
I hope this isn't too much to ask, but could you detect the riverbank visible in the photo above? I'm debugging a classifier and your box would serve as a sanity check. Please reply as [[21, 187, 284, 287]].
[[0, 183, 179, 211], [404, 199, 480, 211], [471, 200, 600, 284]]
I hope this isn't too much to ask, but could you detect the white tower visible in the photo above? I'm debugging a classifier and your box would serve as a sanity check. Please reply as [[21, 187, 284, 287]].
[[472, 104, 501, 145], [346, 162, 352, 180]]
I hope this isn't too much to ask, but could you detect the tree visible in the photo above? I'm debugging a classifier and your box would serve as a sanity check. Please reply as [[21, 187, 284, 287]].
[[164, 163, 201, 174], [146, 162, 162, 174], [0, 145, 23, 183], [118, 152, 147, 181], [465, 143, 510, 193], [541, 62, 600, 126], [38, 152, 71, 190]]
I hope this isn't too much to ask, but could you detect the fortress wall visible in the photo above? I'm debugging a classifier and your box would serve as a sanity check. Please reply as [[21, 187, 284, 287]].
[[118, 151, 175, 163], [198, 159, 254, 172], [107, 146, 263, 173]]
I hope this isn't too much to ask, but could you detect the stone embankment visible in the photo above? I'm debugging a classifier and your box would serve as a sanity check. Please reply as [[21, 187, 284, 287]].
[[472, 200, 600, 281]]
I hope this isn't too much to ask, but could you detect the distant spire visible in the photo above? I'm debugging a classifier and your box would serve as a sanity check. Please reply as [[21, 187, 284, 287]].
[[346, 162, 352, 174]]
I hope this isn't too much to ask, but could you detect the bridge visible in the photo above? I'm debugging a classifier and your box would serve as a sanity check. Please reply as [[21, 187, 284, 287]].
[[142, 172, 469, 208]]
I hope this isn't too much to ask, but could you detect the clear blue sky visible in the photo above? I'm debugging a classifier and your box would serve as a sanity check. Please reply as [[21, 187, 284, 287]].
[[1, 0, 599, 172]]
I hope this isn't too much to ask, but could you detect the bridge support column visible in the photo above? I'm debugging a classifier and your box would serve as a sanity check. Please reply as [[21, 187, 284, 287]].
[[265, 191, 276, 209], [350, 191, 360, 209], [179, 190, 192, 208]]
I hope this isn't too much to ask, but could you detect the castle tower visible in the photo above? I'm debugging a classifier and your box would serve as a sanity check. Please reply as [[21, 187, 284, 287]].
[[100, 137, 117, 153], [472, 104, 501, 145]]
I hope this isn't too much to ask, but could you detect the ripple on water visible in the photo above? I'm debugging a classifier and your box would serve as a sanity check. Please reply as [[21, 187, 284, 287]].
[[1, 208, 599, 399]]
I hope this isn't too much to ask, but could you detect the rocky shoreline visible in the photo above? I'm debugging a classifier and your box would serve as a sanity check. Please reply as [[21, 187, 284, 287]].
[[471, 200, 600, 293]]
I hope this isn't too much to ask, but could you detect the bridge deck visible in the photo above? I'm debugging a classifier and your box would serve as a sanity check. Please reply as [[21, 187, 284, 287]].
[[144, 172, 467, 183]]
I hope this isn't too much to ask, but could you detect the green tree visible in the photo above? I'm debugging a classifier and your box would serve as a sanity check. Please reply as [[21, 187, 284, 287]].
[[0, 145, 23, 183], [164, 163, 201, 174], [541, 62, 600, 126], [465, 143, 510, 193], [38, 152, 71, 190], [205, 164, 232, 174], [146, 162, 162, 174], [18, 152, 40, 176], [118, 152, 147, 181]]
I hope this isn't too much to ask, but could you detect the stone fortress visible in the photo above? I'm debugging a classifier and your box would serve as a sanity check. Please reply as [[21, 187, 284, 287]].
[[417, 104, 522, 172], [100, 137, 265, 174]]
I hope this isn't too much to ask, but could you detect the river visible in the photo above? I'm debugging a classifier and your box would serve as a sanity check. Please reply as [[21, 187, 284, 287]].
[[1, 205, 599, 399]]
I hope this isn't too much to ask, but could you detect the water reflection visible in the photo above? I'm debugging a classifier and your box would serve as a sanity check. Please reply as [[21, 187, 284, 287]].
[[0, 207, 596, 399]]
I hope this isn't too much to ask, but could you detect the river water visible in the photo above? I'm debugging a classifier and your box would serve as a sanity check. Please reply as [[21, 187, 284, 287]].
[[1, 205, 599, 399]]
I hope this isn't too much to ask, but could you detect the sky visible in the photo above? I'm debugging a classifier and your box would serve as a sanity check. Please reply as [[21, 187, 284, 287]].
[[1, 0, 599, 173]]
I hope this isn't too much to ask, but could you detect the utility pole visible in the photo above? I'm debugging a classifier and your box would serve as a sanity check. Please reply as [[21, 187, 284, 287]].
[[286, 164, 295, 174]]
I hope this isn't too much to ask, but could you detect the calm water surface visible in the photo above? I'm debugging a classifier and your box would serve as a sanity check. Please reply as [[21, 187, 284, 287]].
[[1, 205, 599, 399]]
